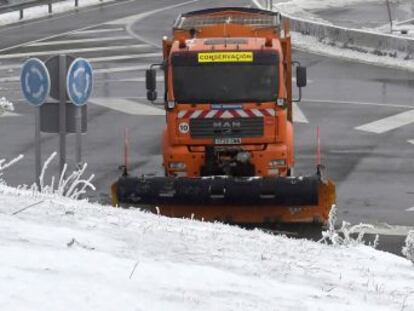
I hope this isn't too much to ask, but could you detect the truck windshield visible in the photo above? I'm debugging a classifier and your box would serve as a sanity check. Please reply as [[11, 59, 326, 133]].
[[171, 51, 279, 103]]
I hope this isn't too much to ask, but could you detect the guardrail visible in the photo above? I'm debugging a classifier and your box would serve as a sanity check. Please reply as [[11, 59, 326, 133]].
[[0, 0, 103, 20], [256, 0, 414, 60]]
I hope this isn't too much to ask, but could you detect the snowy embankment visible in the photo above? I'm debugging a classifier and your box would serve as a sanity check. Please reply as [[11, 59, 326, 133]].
[[0, 0, 114, 27], [291, 32, 414, 71], [255, 0, 414, 72], [269, 0, 381, 20], [1, 184, 414, 310]]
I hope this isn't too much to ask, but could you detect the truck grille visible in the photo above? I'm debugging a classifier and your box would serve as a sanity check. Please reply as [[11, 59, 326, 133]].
[[189, 118, 263, 138]]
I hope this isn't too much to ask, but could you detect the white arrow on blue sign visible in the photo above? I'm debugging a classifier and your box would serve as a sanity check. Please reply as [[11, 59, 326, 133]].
[[20, 58, 50, 106], [66, 58, 93, 107]]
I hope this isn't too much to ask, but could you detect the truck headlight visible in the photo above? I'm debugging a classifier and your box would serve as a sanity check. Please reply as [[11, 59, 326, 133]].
[[268, 160, 286, 168], [277, 98, 286, 107], [167, 101, 176, 109], [169, 162, 186, 170]]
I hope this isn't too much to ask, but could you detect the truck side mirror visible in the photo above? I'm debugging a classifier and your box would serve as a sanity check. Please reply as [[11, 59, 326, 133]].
[[146, 69, 157, 102], [296, 66, 307, 88]]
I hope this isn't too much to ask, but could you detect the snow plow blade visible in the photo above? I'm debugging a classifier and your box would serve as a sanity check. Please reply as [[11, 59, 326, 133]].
[[111, 175, 335, 225]]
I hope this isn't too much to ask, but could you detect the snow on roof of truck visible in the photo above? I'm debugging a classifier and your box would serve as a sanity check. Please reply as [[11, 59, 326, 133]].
[[173, 7, 281, 31]]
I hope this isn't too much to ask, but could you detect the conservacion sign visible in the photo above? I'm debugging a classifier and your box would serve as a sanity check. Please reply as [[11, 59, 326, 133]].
[[198, 52, 253, 63]]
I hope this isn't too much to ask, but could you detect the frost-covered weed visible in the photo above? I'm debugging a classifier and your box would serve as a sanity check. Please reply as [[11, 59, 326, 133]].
[[0, 155, 24, 182], [319, 204, 342, 245], [0, 97, 14, 115], [34, 152, 96, 199], [402, 230, 414, 264], [1, 152, 95, 200], [320, 205, 379, 247]]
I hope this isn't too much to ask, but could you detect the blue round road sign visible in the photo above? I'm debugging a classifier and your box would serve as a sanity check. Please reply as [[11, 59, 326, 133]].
[[20, 58, 50, 106], [66, 58, 93, 107]]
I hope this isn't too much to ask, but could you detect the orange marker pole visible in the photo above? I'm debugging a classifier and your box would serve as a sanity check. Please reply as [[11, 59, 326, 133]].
[[123, 128, 129, 176], [317, 126, 321, 167]]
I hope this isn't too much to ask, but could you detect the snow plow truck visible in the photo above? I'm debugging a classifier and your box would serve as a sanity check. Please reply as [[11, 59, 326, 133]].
[[111, 7, 336, 226]]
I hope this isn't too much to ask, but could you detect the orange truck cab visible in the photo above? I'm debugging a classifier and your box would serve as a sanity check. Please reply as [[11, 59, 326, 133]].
[[146, 7, 307, 180]]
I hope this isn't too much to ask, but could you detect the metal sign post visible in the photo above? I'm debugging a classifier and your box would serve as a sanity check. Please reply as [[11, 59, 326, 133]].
[[75, 105, 82, 165], [35, 107, 41, 186], [66, 58, 93, 166], [46, 54, 75, 174], [20, 58, 51, 189], [59, 55, 67, 174]]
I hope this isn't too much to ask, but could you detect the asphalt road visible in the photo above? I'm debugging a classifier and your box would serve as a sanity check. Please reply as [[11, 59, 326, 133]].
[[0, 0, 413, 255]]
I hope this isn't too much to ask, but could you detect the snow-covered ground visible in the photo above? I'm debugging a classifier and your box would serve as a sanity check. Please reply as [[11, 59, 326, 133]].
[[279, 0, 414, 37], [268, 0, 382, 21], [253, 0, 414, 71], [0, 0, 114, 27], [273, 0, 381, 11], [379, 23, 414, 37], [269, 0, 404, 23], [271, 0, 414, 36], [1, 182, 414, 310], [291, 32, 414, 72]]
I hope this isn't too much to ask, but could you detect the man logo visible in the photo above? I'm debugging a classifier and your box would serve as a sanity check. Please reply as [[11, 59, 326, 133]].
[[213, 120, 241, 129]]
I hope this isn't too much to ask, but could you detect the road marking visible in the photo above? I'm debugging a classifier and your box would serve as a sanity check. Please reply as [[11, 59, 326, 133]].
[[0, 63, 20, 71], [304, 98, 414, 109], [351, 224, 414, 236], [406, 207, 414, 212], [89, 52, 162, 63], [252, 0, 265, 9], [0, 0, 135, 39], [0, 0, 197, 54], [89, 98, 165, 116], [108, 0, 198, 26], [95, 78, 146, 83], [0, 44, 150, 60], [123, 0, 200, 48], [329, 149, 371, 155], [0, 53, 162, 72], [94, 64, 149, 74], [26, 36, 134, 47], [0, 111, 21, 118], [292, 102, 309, 123], [0, 68, 162, 83], [0, 76, 19, 83], [292, 77, 313, 84], [94, 77, 164, 83], [395, 17, 414, 25], [408, 140, 414, 145], [355, 110, 414, 134], [71, 27, 126, 35]]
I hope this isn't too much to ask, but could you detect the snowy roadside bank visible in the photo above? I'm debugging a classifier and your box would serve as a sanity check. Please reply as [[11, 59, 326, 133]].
[[254, 0, 414, 72], [0, 0, 115, 27], [265, 0, 387, 22], [1, 183, 413, 310]]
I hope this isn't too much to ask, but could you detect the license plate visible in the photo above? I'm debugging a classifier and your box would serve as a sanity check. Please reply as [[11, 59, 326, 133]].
[[214, 137, 241, 145]]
